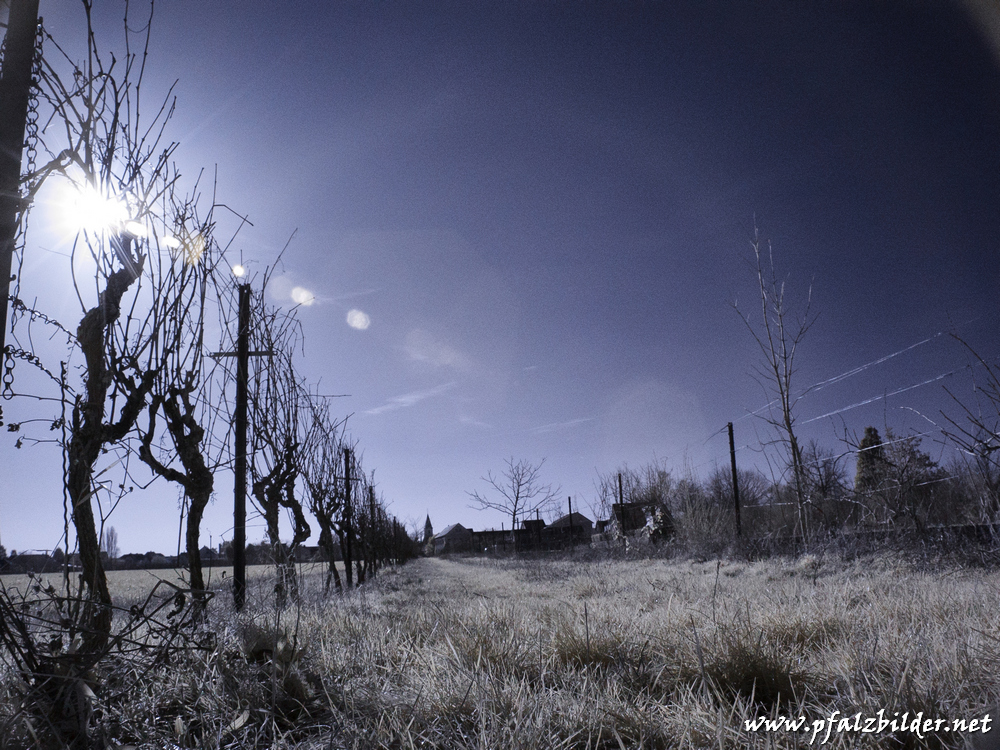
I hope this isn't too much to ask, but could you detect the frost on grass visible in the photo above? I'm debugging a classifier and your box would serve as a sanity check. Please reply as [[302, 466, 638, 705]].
[[1, 555, 999, 748]]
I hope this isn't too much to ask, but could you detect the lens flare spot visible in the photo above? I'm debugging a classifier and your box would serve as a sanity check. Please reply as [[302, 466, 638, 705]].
[[184, 234, 205, 266], [232, 264, 246, 278], [291, 286, 316, 306], [124, 220, 147, 238], [346, 309, 370, 330]]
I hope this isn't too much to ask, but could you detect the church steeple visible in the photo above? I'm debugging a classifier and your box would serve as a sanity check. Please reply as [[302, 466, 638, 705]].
[[424, 515, 433, 543]]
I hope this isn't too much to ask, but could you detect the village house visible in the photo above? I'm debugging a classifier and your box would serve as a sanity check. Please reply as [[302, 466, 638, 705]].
[[431, 511, 607, 556], [470, 527, 511, 553], [518, 518, 547, 550], [113, 551, 176, 569], [177, 546, 223, 568], [548, 511, 593, 544], [433, 523, 473, 554]]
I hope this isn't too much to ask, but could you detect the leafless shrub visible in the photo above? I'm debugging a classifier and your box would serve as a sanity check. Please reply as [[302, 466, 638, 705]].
[[734, 227, 816, 540], [0, 573, 211, 749], [943, 337, 1000, 522]]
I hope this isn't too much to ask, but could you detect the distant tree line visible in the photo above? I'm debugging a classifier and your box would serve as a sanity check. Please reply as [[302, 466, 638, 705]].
[[587, 422, 998, 555]]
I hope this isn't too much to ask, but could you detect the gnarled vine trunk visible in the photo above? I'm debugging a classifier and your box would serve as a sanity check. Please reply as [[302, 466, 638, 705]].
[[67, 252, 145, 652]]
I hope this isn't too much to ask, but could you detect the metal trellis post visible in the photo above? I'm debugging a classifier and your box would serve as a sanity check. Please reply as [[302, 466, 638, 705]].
[[0, 0, 41, 427]]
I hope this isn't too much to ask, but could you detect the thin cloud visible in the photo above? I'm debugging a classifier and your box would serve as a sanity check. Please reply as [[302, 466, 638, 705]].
[[365, 381, 458, 415], [322, 288, 378, 303], [459, 415, 493, 429], [532, 417, 595, 434], [405, 329, 469, 369]]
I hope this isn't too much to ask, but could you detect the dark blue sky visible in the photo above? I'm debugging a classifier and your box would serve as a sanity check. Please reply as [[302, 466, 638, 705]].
[[4, 1, 999, 553]]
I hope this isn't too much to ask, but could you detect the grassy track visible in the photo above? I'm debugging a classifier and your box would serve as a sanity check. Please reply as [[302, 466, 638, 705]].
[[301, 554, 1000, 748]]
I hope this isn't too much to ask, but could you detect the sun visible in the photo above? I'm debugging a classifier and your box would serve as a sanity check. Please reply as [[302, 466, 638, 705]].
[[60, 182, 129, 234]]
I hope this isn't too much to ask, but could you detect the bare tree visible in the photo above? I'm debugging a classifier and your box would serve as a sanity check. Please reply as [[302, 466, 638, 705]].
[[880, 431, 949, 533], [351, 471, 372, 584], [64, 229, 149, 648], [594, 461, 673, 514], [734, 226, 816, 540], [800, 439, 850, 529], [468, 457, 560, 534], [706, 464, 771, 509], [99, 525, 119, 560], [848, 426, 949, 533], [943, 337, 1000, 521]]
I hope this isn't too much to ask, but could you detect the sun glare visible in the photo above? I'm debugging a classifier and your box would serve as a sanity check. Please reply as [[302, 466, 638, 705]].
[[64, 184, 129, 233], [232, 264, 246, 278]]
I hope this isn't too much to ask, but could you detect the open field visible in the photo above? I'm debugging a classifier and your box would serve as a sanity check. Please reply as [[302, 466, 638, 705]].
[[3, 552, 1000, 748], [0, 563, 334, 603]]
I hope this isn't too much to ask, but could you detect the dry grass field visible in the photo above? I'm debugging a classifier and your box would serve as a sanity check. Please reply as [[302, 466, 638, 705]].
[[1, 563, 332, 605], [3, 552, 1000, 748]]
